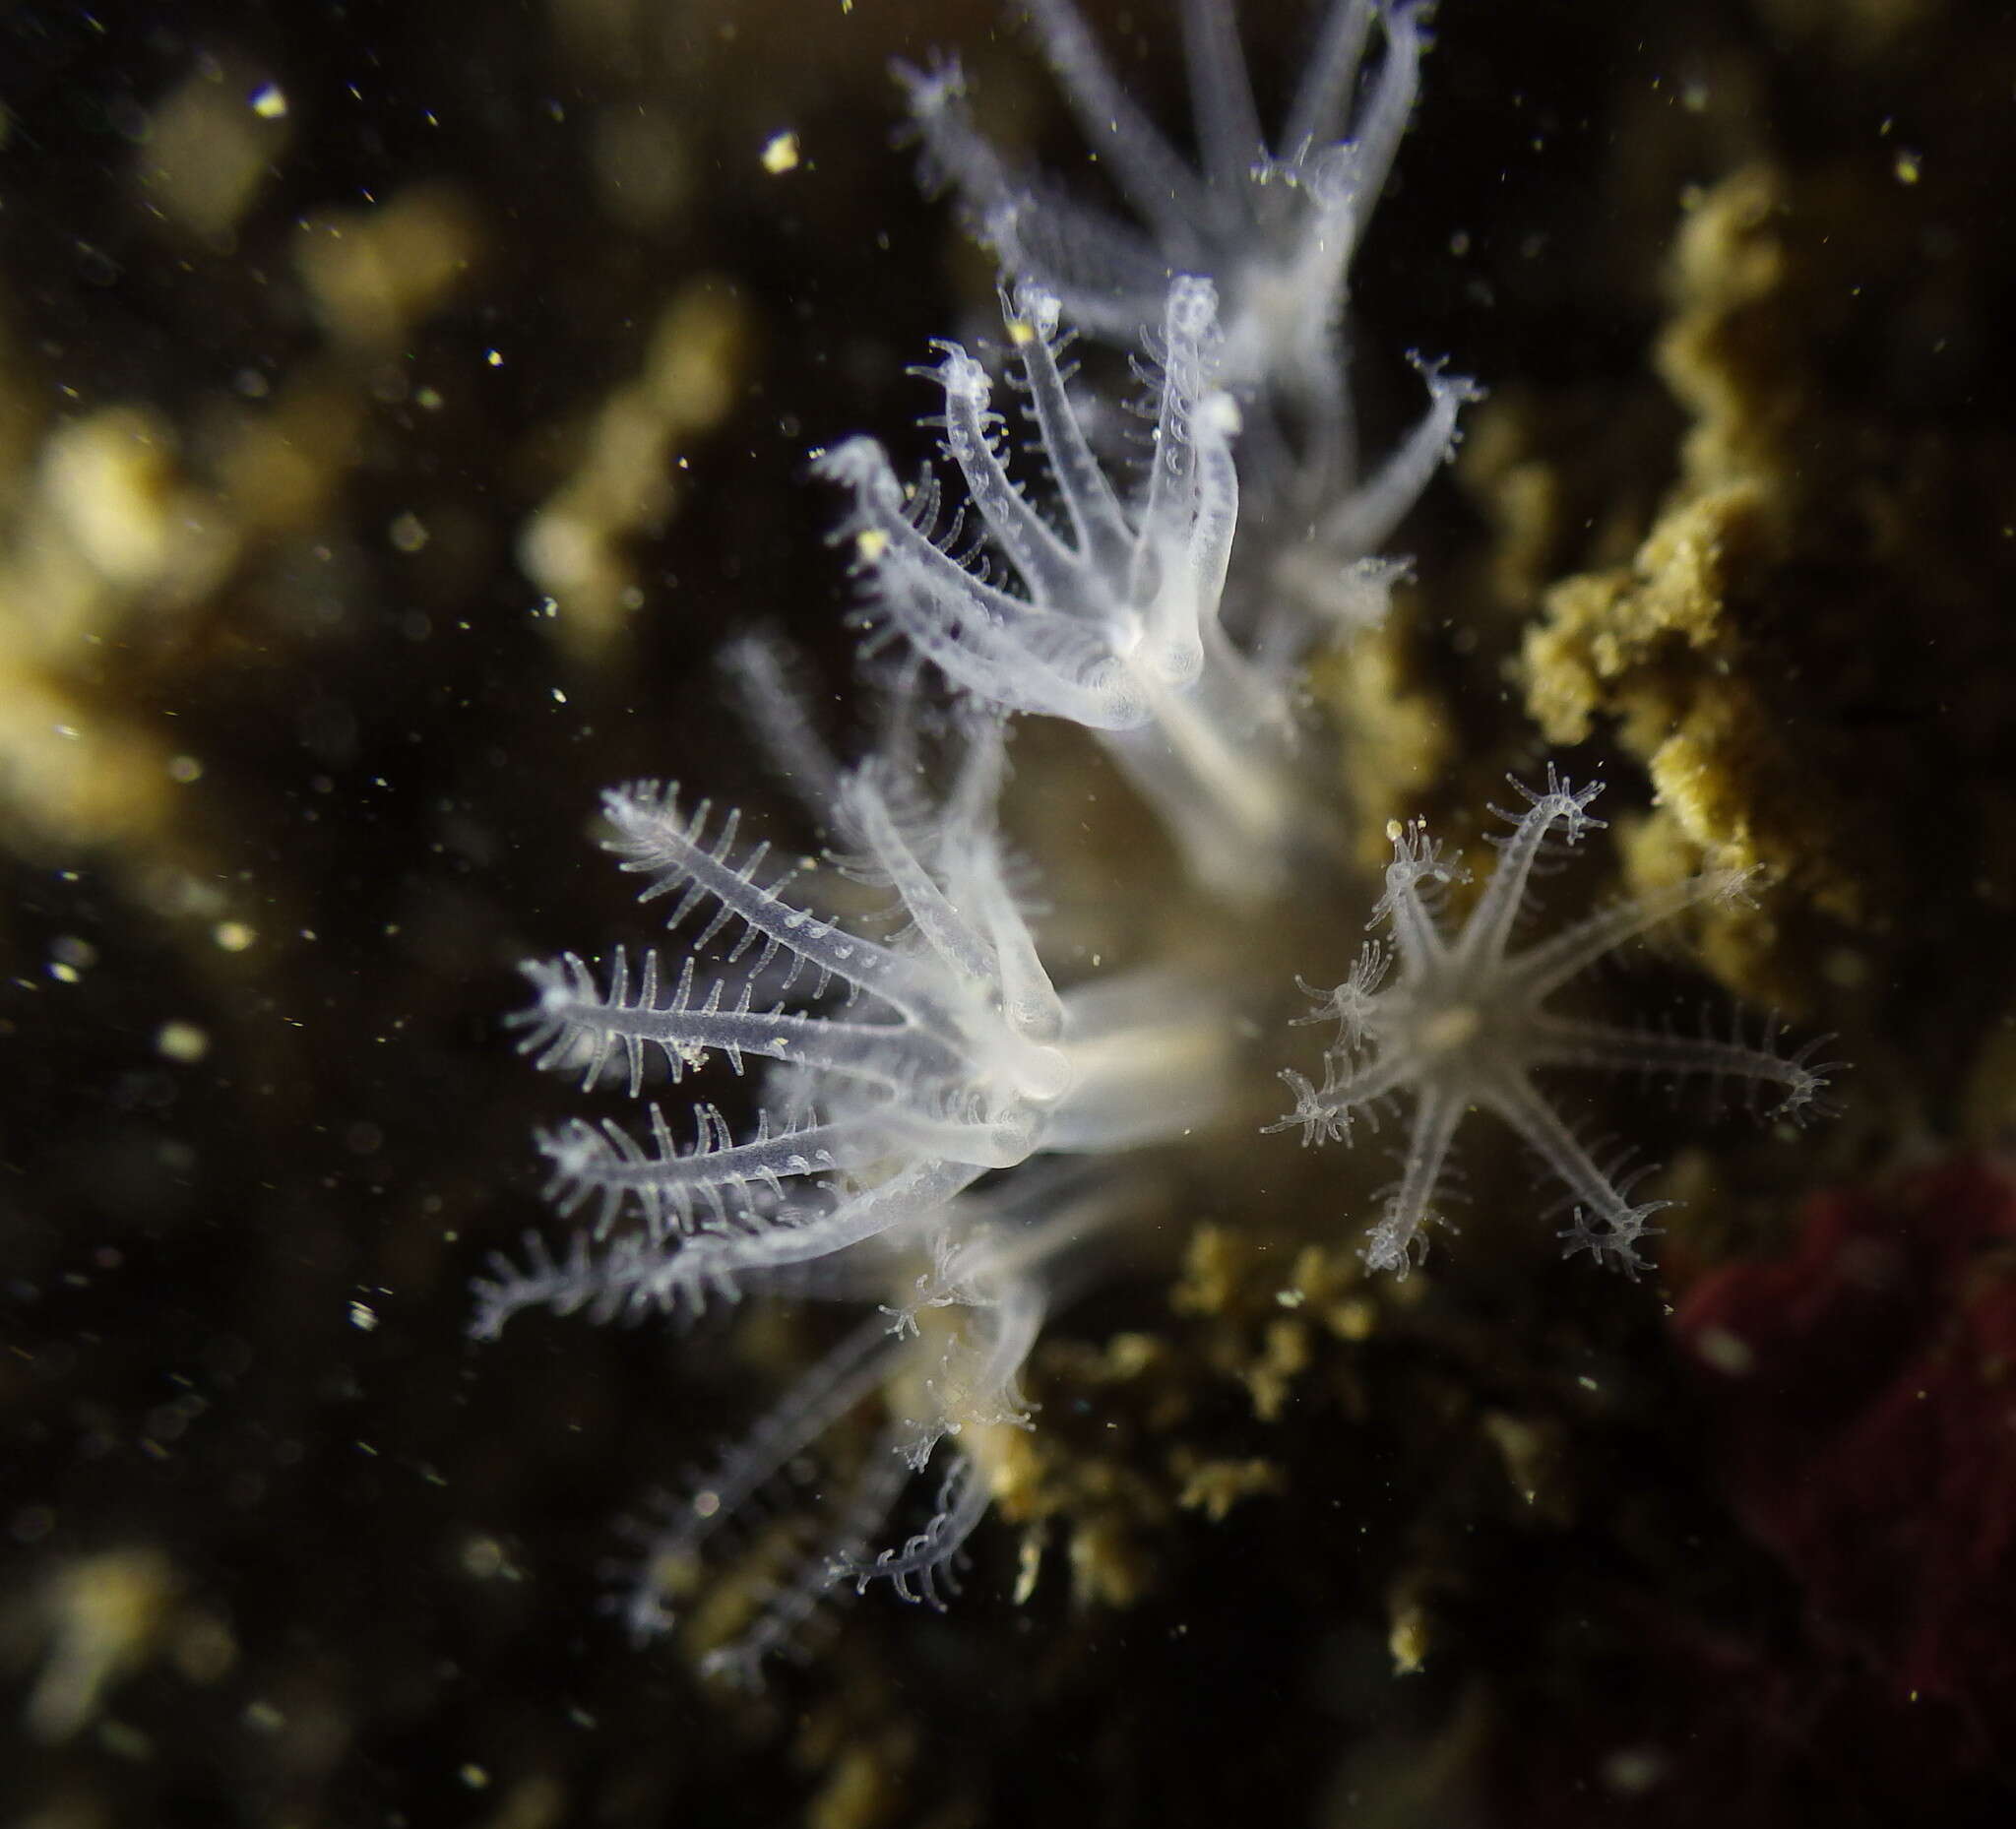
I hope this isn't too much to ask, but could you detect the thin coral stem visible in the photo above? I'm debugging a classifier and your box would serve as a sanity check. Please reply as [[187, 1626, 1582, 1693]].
[[1452, 777, 1602, 973], [1486, 1074, 1656, 1232], [1179, 0, 1265, 194], [630, 1159, 990, 1312], [1008, 287, 1134, 570], [1333, 1, 1422, 212], [536, 1105, 849, 1237], [1024, 0, 1210, 251], [839, 1450, 992, 1608], [1504, 869, 1746, 1002], [1313, 364, 1475, 557], [698, 1424, 917, 1682], [1372, 828, 1455, 974], [838, 767, 997, 985], [1526, 1013, 1824, 1112], [1365, 1081, 1461, 1272], [635, 1310, 902, 1583], [934, 348, 1087, 605], [1282, 0, 1379, 157]]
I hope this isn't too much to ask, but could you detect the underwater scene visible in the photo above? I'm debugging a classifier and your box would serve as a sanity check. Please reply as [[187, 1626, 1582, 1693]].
[[4, 1, 2015, 1823]]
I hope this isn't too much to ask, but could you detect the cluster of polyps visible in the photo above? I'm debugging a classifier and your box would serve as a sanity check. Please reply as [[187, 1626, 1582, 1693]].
[[480, 706, 1234, 1667], [820, 278, 1303, 901], [899, 0, 1477, 648], [488, 721, 1229, 1328], [593, 1180, 1120, 1687], [481, 0, 1838, 1678]]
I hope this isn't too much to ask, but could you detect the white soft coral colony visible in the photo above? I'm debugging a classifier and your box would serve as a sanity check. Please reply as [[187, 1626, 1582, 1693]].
[[902, 0, 1417, 410], [495, 718, 1225, 1320], [900, 0, 1478, 651], [483, 708, 1226, 1671], [479, 0, 1840, 1680], [820, 278, 1295, 899]]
